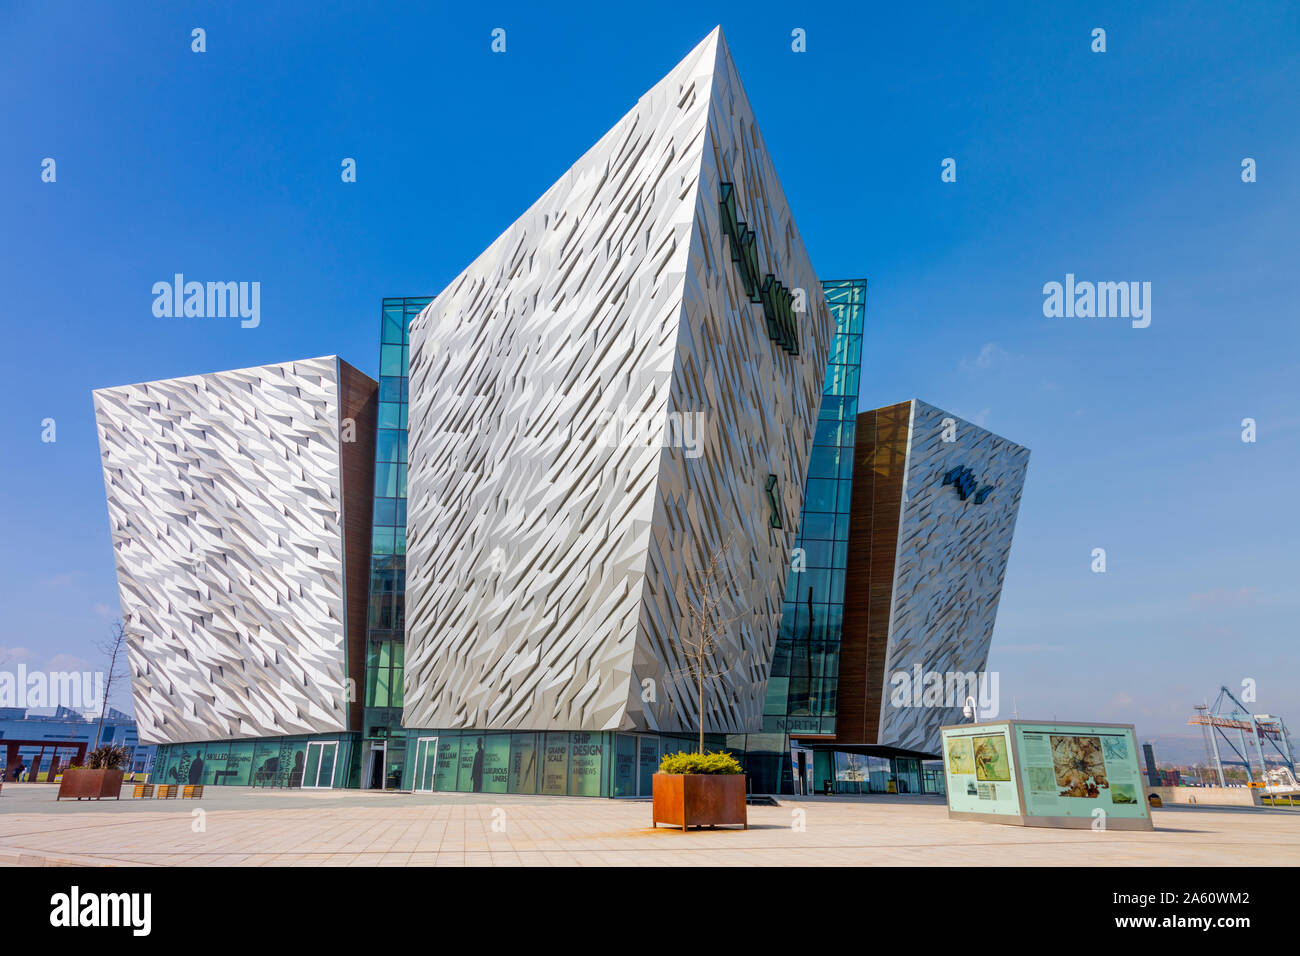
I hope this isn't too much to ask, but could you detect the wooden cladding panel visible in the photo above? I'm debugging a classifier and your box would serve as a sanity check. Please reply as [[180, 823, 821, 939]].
[[338, 359, 378, 734], [834, 401, 911, 745]]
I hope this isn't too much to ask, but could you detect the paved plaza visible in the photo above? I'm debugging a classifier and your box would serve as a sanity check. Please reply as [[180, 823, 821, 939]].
[[1, 784, 1297, 866]]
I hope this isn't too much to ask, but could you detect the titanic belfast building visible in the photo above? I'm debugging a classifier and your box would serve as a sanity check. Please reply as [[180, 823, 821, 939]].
[[92, 29, 1029, 796]]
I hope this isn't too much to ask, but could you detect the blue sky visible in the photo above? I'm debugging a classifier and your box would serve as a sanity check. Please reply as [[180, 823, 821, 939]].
[[2, 2, 1296, 760]]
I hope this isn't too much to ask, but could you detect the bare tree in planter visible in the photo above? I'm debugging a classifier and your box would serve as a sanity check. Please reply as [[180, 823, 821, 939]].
[[675, 536, 746, 755], [93, 621, 128, 750]]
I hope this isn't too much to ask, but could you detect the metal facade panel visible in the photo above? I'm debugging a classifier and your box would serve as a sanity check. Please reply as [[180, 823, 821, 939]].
[[94, 356, 354, 745], [876, 400, 1030, 752], [404, 29, 831, 733]]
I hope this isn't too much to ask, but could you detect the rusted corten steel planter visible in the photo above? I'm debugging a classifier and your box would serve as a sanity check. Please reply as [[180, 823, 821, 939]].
[[56, 769, 124, 801], [652, 773, 747, 831]]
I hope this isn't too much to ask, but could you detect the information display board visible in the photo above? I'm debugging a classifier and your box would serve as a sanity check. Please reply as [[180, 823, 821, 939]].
[[941, 725, 1021, 817], [940, 720, 1154, 830], [1014, 723, 1151, 826]]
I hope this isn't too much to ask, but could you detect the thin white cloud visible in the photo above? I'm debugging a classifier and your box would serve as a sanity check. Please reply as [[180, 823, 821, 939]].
[[960, 342, 1010, 371], [46, 654, 92, 672]]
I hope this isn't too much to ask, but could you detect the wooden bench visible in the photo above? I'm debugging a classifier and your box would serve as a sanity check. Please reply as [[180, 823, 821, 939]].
[[132, 784, 155, 798], [181, 785, 204, 799], [155, 784, 179, 799]]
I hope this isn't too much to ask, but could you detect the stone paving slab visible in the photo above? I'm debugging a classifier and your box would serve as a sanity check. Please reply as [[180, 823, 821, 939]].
[[0, 783, 1296, 866]]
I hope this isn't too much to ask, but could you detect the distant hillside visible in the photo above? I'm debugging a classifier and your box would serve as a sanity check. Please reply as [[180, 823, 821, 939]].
[[1141, 731, 1296, 770]]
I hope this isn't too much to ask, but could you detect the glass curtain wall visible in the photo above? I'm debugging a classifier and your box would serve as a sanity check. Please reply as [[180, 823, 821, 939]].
[[401, 730, 717, 797], [736, 279, 867, 793], [362, 296, 431, 787], [151, 734, 353, 788]]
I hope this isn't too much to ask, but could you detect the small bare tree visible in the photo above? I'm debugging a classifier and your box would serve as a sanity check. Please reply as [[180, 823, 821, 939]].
[[677, 536, 744, 754], [93, 621, 128, 750]]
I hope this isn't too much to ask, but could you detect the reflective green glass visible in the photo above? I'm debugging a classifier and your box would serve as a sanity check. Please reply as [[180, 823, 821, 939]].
[[771, 280, 865, 749], [376, 430, 400, 462], [365, 296, 434, 790], [374, 462, 397, 497], [612, 735, 636, 797], [568, 732, 602, 796], [542, 733, 569, 795], [302, 745, 321, 787], [380, 343, 404, 377], [434, 737, 460, 791], [316, 743, 336, 787]]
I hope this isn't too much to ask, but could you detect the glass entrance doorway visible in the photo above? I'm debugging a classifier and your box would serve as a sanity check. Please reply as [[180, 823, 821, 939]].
[[301, 741, 338, 789], [413, 736, 439, 792], [363, 742, 386, 790], [791, 746, 815, 795]]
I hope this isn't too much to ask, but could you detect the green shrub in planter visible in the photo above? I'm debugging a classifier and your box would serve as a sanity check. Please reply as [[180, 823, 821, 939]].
[[658, 751, 743, 775], [87, 744, 130, 771]]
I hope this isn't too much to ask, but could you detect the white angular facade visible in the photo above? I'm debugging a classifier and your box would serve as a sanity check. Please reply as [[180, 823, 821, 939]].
[[881, 400, 1030, 752], [93, 356, 373, 745], [405, 29, 834, 733]]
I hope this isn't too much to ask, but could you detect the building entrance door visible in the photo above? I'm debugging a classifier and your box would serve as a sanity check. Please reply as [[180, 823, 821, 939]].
[[364, 742, 386, 790], [636, 736, 659, 797], [413, 737, 439, 792], [789, 745, 816, 795], [302, 741, 338, 789]]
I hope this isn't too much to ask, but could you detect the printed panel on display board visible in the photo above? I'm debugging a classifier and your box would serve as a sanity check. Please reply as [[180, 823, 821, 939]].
[[1014, 723, 1151, 824], [941, 723, 1021, 817]]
